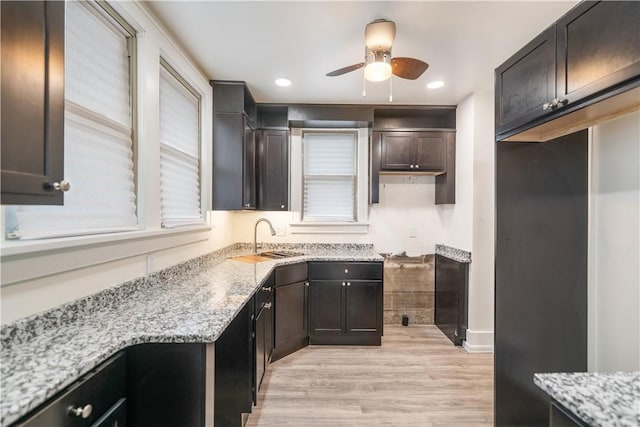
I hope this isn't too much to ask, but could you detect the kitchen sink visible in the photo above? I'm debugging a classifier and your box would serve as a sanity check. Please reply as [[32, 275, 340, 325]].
[[230, 250, 304, 263], [256, 250, 303, 259]]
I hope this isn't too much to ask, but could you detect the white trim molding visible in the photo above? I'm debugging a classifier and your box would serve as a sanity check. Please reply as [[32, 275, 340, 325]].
[[463, 329, 494, 353]]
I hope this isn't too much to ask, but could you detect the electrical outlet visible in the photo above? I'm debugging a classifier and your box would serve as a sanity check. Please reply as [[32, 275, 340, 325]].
[[409, 227, 417, 238], [275, 227, 286, 237], [146, 254, 155, 274]]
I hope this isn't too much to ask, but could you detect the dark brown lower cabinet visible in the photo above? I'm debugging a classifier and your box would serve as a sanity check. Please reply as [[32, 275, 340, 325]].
[[272, 263, 309, 362], [17, 353, 126, 427], [215, 301, 253, 427], [308, 261, 383, 346], [434, 254, 469, 346], [127, 344, 206, 427], [495, 131, 588, 426]]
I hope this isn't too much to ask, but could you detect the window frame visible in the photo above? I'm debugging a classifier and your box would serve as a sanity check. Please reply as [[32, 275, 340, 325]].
[[289, 127, 369, 234]]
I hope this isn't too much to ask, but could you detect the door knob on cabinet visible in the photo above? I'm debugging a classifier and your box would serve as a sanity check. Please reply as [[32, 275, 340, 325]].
[[410, 164, 415, 169], [415, 165, 420, 169], [346, 282, 351, 287], [280, 204, 285, 209], [68, 404, 92, 419], [264, 302, 272, 309], [341, 282, 346, 287], [45, 180, 71, 192], [262, 286, 272, 292]]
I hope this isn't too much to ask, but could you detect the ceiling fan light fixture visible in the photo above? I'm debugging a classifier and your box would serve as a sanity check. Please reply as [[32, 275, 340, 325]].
[[364, 19, 396, 50], [364, 62, 392, 82]]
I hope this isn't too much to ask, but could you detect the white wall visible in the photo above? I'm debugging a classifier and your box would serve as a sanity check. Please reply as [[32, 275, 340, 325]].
[[588, 111, 640, 372], [468, 90, 496, 352], [225, 174, 444, 256], [438, 94, 475, 251]]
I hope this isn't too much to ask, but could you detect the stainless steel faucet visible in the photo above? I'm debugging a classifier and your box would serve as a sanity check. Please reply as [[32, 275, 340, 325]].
[[254, 218, 276, 255]]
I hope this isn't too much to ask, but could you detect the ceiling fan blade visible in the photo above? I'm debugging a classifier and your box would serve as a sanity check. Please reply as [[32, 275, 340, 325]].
[[326, 63, 365, 77], [391, 57, 429, 80]]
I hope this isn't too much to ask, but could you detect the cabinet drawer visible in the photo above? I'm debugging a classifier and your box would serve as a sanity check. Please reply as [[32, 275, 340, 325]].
[[275, 262, 308, 286], [18, 352, 126, 427], [256, 273, 275, 310], [308, 262, 383, 280]]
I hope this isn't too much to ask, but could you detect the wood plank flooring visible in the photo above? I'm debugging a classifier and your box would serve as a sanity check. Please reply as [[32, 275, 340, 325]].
[[247, 325, 493, 427]]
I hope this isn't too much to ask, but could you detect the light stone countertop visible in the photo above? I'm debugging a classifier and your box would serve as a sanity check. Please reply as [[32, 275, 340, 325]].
[[0, 243, 383, 426], [534, 371, 640, 427]]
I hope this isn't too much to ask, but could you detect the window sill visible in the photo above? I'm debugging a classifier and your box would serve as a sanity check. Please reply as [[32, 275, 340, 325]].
[[289, 222, 369, 234], [1, 224, 212, 286]]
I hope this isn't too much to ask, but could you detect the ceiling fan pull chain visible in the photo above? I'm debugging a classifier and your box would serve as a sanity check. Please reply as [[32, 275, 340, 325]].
[[362, 72, 367, 98], [389, 75, 393, 102]]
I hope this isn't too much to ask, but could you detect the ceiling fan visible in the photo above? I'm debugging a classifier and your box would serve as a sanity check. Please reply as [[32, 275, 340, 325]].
[[326, 19, 429, 83]]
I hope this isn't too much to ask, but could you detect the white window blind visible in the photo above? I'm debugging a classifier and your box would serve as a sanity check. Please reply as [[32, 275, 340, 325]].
[[302, 132, 357, 222], [159, 63, 203, 228], [13, 1, 137, 240]]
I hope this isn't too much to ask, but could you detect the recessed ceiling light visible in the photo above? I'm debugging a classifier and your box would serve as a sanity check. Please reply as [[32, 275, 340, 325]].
[[275, 78, 291, 87], [427, 81, 444, 89]]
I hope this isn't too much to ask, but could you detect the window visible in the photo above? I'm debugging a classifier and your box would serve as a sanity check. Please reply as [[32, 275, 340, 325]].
[[7, 1, 137, 240], [302, 131, 357, 222], [159, 61, 203, 228], [290, 128, 369, 233]]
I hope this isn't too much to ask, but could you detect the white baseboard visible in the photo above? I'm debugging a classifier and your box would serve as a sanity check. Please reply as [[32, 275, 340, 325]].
[[463, 329, 494, 353]]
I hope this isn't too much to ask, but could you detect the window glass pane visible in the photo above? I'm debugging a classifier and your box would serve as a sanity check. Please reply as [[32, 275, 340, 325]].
[[302, 132, 357, 222], [66, 1, 130, 127], [159, 63, 202, 228]]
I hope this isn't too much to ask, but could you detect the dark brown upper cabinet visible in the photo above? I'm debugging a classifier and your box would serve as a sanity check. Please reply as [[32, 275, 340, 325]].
[[212, 81, 257, 210], [496, 1, 640, 142], [380, 131, 446, 172], [1, 1, 65, 205], [495, 26, 556, 138], [257, 129, 289, 211]]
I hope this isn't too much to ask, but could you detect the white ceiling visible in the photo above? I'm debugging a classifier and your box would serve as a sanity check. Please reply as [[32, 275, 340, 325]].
[[144, 1, 576, 105]]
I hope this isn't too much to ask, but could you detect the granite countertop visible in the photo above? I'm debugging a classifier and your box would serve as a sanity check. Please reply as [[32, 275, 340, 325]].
[[0, 243, 383, 426], [534, 371, 640, 427], [435, 244, 471, 263]]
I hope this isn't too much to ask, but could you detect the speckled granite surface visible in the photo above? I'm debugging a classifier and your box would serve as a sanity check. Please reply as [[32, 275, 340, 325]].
[[534, 371, 640, 427], [435, 244, 471, 263], [0, 243, 382, 426]]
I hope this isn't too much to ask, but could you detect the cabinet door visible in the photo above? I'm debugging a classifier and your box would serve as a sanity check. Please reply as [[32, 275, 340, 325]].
[[1, 1, 64, 205], [380, 132, 415, 170], [273, 281, 309, 362], [213, 113, 244, 210], [414, 133, 446, 171], [345, 281, 382, 336], [495, 25, 556, 137], [556, 1, 640, 106], [257, 130, 289, 211], [243, 121, 256, 209], [309, 280, 345, 336], [215, 302, 253, 427]]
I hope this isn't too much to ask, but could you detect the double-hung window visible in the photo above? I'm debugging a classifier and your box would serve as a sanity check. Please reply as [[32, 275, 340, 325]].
[[302, 131, 357, 222], [8, 1, 137, 240], [290, 128, 369, 232], [158, 60, 203, 228]]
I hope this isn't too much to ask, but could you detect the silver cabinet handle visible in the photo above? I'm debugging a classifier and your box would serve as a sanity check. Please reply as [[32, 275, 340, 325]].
[[344, 269, 349, 274], [341, 282, 345, 287], [262, 286, 272, 292], [304, 282, 309, 287], [47, 180, 71, 192], [347, 282, 351, 287], [69, 404, 92, 419], [415, 165, 420, 169], [410, 164, 415, 169], [543, 98, 568, 111], [280, 204, 285, 209], [543, 102, 553, 110], [557, 98, 568, 107], [264, 302, 272, 309]]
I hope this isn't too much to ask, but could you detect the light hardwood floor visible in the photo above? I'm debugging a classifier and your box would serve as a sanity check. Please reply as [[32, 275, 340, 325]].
[[247, 325, 494, 427]]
